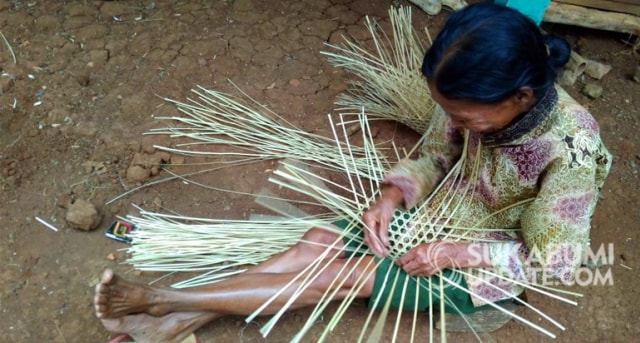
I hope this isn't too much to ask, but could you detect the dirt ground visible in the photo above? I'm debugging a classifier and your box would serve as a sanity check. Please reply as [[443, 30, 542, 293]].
[[1, 1, 639, 342]]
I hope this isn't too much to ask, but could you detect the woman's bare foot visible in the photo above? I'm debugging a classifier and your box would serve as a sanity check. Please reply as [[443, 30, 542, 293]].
[[100, 311, 215, 343], [94, 268, 171, 318]]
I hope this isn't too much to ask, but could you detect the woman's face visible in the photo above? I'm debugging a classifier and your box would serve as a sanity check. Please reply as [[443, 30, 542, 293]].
[[428, 82, 534, 134]]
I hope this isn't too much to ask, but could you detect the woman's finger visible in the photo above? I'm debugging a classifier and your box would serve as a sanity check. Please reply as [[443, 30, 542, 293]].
[[379, 216, 390, 248], [363, 222, 383, 256], [363, 209, 391, 257], [404, 261, 422, 276], [369, 229, 387, 257]]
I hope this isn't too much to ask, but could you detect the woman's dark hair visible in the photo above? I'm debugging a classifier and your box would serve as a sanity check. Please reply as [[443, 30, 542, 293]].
[[422, 2, 570, 103]]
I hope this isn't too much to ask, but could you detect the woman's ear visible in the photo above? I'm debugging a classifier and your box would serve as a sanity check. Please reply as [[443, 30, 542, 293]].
[[513, 87, 535, 111]]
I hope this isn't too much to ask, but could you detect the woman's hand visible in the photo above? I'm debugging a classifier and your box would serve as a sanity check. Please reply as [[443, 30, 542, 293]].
[[362, 185, 404, 258], [397, 241, 491, 277]]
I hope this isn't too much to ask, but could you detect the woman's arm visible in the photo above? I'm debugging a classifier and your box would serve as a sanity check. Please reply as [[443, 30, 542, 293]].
[[383, 106, 464, 209]]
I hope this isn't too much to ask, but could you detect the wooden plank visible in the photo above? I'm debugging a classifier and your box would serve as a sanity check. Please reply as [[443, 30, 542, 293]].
[[545, 2, 640, 34], [554, 0, 640, 16]]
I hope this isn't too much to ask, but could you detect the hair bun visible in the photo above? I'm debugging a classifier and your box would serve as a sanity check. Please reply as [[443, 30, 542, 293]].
[[544, 34, 571, 70]]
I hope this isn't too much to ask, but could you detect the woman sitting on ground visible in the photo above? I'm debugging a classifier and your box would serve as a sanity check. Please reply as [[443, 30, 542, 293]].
[[94, 3, 611, 342]]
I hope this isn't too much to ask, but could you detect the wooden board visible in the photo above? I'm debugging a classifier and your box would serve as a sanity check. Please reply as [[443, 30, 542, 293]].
[[545, 2, 640, 34], [554, 0, 640, 16]]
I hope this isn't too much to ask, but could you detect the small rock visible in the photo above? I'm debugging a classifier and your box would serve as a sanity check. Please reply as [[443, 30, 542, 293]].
[[289, 79, 300, 87], [106, 253, 116, 261], [582, 83, 603, 99], [557, 69, 578, 86], [126, 165, 151, 183], [65, 199, 102, 231], [584, 60, 611, 80]]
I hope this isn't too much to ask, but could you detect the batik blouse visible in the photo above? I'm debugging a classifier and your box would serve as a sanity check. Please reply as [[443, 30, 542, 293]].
[[384, 86, 611, 306]]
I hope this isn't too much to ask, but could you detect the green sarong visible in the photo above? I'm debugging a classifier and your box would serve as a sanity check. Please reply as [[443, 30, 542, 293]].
[[335, 219, 492, 315]]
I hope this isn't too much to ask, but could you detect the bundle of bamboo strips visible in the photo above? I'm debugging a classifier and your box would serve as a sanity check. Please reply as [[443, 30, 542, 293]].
[[147, 84, 389, 180], [125, 112, 390, 288], [126, 208, 334, 288], [322, 6, 434, 134]]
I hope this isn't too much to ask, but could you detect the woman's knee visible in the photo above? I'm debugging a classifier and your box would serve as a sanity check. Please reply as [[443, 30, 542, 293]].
[[285, 226, 345, 262], [300, 227, 340, 247]]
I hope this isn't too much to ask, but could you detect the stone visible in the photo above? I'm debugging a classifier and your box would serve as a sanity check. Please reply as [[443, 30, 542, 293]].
[[65, 199, 102, 231], [585, 60, 612, 80], [125, 165, 151, 183], [582, 83, 603, 99], [558, 69, 578, 86]]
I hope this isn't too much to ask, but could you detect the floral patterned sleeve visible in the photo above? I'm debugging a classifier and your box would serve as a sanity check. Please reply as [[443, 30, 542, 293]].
[[489, 129, 611, 285], [383, 106, 465, 208]]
